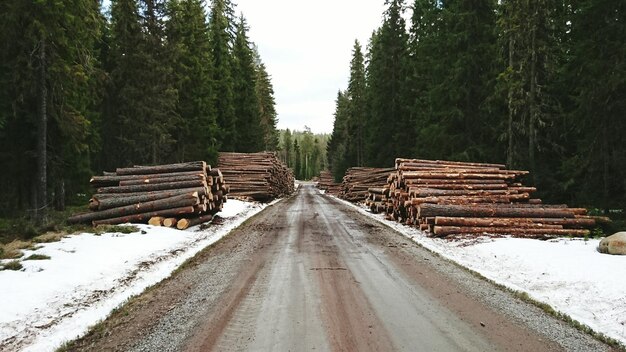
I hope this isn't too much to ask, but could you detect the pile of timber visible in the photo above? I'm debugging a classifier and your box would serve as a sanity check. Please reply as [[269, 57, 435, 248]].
[[340, 167, 394, 203], [316, 170, 341, 195], [68, 161, 227, 230], [218, 152, 294, 202], [368, 158, 604, 239]]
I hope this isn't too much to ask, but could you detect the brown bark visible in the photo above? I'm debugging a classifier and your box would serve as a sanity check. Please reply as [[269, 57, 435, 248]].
[[408, 193, 530, 205], [97, 179, 207, 194], [116, 161, 206, 176], [89, 187, 208, 210], [90, 171, 206, 187], [118, 174, 206, 186], [417, 204, 576, 219], [434, 217, 596, 229], [92, 206, 197, 226], [433, 226, 589, 238], [68, 193, 199, 224], [401, 171, 516, 181]]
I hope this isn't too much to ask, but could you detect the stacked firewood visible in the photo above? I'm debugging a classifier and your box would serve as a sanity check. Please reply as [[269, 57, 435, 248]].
[[340, 167, 395, 203], [68, 161, 227, 230], [316, 170, 341, 195], [368, 158, 602, 239], [218, 152, 294, 202]]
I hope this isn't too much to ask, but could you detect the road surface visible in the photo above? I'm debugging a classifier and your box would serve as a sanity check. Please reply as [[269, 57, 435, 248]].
[[68, 184, 612, 352]]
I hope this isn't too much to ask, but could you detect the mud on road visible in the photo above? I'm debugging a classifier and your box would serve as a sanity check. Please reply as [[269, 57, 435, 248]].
[[66, 184, 613, 352]]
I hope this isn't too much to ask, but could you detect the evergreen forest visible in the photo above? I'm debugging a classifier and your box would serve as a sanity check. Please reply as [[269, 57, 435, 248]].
[[0, 0, 279, 222], [328, 0, 625, 212]]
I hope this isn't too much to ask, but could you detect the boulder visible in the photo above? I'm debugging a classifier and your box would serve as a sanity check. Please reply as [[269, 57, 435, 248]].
[[599, 232, 626, 255]]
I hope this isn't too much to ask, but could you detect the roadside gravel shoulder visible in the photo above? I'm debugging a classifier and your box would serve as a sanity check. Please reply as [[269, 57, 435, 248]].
[[329, 196, 616, 352], [60, 196, 294, 352]]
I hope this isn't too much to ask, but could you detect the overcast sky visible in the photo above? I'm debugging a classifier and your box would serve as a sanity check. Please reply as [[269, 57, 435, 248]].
[[234, 1, 386, 134]]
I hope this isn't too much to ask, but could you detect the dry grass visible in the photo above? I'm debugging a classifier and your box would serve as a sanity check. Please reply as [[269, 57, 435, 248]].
[[0, 240, 34, 260], [33, 231, 69, 243]]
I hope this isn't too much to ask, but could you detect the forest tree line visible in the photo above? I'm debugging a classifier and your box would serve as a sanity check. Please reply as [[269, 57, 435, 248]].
[[279, 128, 329, 181], [0, 0, 279, 220], [328, 0, 625, 211]]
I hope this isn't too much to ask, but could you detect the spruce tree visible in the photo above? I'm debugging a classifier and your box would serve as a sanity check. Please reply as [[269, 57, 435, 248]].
[[254, 50, 279, 151], [426, 0, 498, 162], [346, 40, 366, 167], [0, 0, 102, 218], [209, 0, 237, 151], [364, 0, 410, 166], [232, 15, 263, 152], [167, 0, 218, 163], [564, 0, 626, 209]]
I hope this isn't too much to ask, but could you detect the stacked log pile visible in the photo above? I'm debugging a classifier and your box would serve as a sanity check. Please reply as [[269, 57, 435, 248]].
[[340, 167, 394, 203], [218, 152, 294, 202], [68, 161, 228, 229], [368, 158, 601, 239], [316, 170, 341, 195]]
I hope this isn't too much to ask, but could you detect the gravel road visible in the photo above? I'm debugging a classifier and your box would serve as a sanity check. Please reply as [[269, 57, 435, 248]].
[[67, 184, 614, 352]]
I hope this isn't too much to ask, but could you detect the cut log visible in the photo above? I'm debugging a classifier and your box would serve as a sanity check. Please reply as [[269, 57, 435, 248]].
[[401, 171, 516, 180], [92, 206, 197, 226], [418, 204, 577, 219], [432, 226, 590, 238], [162, 218, 177, 227], [68, 193, 199, 224], [97, 179, 207, 194], [118, 174, 206, 186], [434, 216, 597, 228], [90, 171, 206, 186], [116, 161, 206, 175], [89, 187, 208, 210], [176, 214, 214, 230], [148, 217, 164, 226]]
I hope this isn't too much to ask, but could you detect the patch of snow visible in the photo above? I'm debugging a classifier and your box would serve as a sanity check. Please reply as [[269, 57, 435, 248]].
[[0, 199, 271, 352], [333, 194, 626, 346]]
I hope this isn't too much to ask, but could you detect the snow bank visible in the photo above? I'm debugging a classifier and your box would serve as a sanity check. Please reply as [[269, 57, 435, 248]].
[[0, 199, 269, 352], [337, 196, 626, 345]]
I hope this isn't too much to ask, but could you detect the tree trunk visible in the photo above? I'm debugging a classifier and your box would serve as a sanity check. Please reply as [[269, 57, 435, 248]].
[[89, 187, 208, 210], [528, 5, 538, 184], [92, 206, 197, 226], [434, 217, 596, 229], [176, 214, 214, 230], [68, 193, 199, 224], [507, 24, 515, 169], [115, 161, 206, 175], [432, 226, 589, 238], [417, 204, 576, 219], [35, 37, 48, 225], [97, 179, 207, 194]]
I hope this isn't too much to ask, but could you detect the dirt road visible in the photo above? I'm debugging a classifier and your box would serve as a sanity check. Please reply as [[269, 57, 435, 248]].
[[68, 184, 612, 352]]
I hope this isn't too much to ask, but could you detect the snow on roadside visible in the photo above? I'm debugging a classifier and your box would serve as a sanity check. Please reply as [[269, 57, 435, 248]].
[[334, 195, 626, 346], [0, 199, 271, 352]]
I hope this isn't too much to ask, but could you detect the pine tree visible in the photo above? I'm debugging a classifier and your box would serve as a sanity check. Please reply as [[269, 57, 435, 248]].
[[167, 0, 218, 163], [209, 0, 237, 151], [232, 15, 263, 152]]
